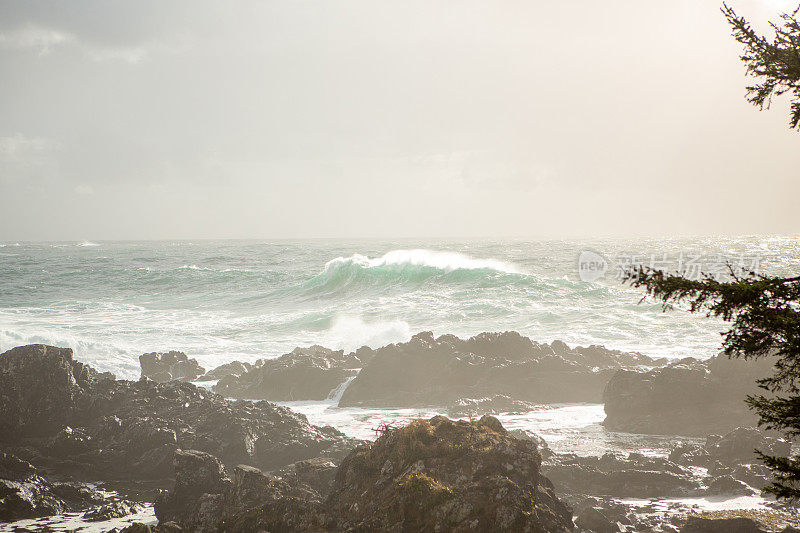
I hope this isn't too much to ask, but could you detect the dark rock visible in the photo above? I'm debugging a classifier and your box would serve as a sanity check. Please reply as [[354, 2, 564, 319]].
[[119, 522, 183, 533], [213, 345, 369, 401], [602, 354, 773, 436], [507, 429, 553, 459], [276, 456, 338, 497], [705, 475, 755, 496], [575, 506, 621, 533], [669, 443, 711, 467], [0, 452, 106, 521], [339, 331, 654, 408], [154, 449, 231, 527], [0, 345, 99, 439], [726, 463, 772, 491], [0, 344, 362, 482], [706, 426, 791, 466], [154, 448, 329, 532], [139, 351, 205, 383], [445, 394, 537, 417], [196, 360, 252, 382], [680, 516, 767, 532], [327, 415, 574, 531], [82, 501, 140, 521], [156, 416, 575, 532], [543, 452, 701, 498]]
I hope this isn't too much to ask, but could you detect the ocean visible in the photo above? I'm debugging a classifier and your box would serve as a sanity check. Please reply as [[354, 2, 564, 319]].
[[2, 236, 798, 380], [2, 235, 799, 528]]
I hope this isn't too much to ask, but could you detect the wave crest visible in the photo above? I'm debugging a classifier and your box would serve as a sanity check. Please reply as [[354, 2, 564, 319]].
[[299, 249, 525, 296], [326, 249, 521, 274]]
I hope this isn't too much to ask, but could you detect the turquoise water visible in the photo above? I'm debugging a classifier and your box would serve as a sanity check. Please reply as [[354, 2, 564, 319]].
[[1, 236, 798, 379]]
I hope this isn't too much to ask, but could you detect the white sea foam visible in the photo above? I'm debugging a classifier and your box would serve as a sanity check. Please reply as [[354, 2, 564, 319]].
[[77, 240, 101, 247], [324, 249, 523, 274], [178, 264, 207, 270], [315, 316, 412, 353], [326, 374, 358, 403]]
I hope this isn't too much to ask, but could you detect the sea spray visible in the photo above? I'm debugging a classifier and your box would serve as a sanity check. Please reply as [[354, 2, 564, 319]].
[[3, 238, 793, 377]]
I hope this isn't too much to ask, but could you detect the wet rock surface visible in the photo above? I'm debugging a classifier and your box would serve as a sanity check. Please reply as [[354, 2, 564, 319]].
[[0, 451, 134, 522], [339, 331, 656, 407], [666, 426, 791, 494], [327, 415, 573, 532], [139, 350, 205, 383], [196, 360, 252, 382], [0, 344, 114, 438], [213, 345, 371, 401], [150, 415, 574, 532], [679, 516, 768, 532], [2, 342, 798, 531], [445, 394, 538, 418], [603, 354, 773, 436], [544, 452, 702, 499], [0, 344, 363, 523]]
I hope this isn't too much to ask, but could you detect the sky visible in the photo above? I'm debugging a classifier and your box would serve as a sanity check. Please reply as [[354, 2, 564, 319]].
[[1, 0, 799, 241]]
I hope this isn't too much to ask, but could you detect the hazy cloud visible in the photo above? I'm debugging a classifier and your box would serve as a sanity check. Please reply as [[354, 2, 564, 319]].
[[0, 26, 74, 55], [0, 0, 798, 239]]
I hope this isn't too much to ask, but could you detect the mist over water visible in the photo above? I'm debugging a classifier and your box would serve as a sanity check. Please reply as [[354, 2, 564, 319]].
[[1, 236, 798, 379]]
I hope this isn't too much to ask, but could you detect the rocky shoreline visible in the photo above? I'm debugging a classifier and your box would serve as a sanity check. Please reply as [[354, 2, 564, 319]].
[[1, 335, 798, 532]]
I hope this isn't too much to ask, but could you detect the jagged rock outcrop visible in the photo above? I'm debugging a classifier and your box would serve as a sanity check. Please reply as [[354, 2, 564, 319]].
[[338, 331, 655, 408], [668, 426, 790, 493], [0, 344, 114, 438], [276, 456, 339, 497], [152, 416, 574, 532], [680, 516, 767, 533], [213, 345, 373, 401], [0, 452, 133, 522], [705, 426, 791, 466], [574, 506, 620, 533], [139, 351, 205, 383], [0, 345, 361, 484], [327, 415, 573, 532], [154, 449, 331, 532], [543, 451, 702, 499], [445, 394, 537, 418], [602, 354, 773, 436], [196, 360, 252, 382]]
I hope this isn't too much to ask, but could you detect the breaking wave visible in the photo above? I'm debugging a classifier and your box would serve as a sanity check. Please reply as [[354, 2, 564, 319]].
[[301, 249, 527, 296]]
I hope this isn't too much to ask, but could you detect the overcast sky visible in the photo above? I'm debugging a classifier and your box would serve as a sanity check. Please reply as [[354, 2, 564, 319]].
[[1, 0, 798, 240]]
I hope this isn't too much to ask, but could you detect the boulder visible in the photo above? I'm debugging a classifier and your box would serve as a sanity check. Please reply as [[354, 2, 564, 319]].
[[706, 426, 791, 466], [196, 360, 252, 382], [0, 452, 117, 522], [154, 449, 330, 532], [153, 449, 232, 528], [276, 456, 338, 497], [327, 415, 574, 532], [680, 516, 766, 533], [213, 345, 370, 401], [575, 506, 621, 533], [705, 475, 755, 496], [669, 443, 711, 467], [445, 394, 537, 418], [139, 351, 205, 383], [0, 345, 103, 439], [602, 354, 773, 436], [339, 331, 655, 408], [543, 452, 701, 498], [507, 429, 553, 459], [82, 501, 141, 521]]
